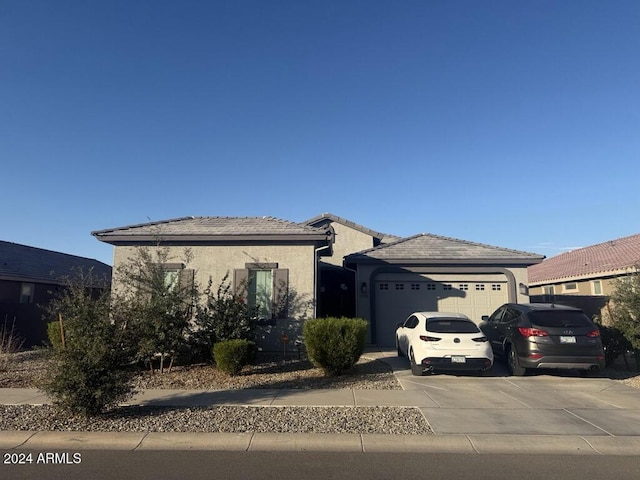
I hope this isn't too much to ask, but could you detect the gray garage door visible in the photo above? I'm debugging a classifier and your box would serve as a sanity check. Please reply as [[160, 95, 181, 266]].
[[374, 273, 509, 347]]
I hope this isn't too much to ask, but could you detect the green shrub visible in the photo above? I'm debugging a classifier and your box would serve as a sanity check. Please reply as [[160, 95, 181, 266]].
[[598, 324, 632, 366], [46, 321, 64, 351], [213, 339, 256, 376], [303, 317, 368, 376]]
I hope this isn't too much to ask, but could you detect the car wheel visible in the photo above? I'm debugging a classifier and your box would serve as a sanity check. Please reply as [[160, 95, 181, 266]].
[[580, 367, 601, 378], [409, 349, 424, 376], [396, 339, 404, 357], [508, 346, 526, 376]]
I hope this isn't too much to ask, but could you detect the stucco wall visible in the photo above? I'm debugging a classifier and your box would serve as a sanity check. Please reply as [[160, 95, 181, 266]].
[[112, 244, 318, 350], [323, 222, 375, 266]]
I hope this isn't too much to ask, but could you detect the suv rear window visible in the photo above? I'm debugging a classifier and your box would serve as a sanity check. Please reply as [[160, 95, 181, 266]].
[[528, 310, 593, 328], [427, 319, 480, 333]]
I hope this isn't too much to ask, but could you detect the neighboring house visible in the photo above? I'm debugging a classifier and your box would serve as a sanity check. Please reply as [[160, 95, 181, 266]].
[[528, 233, 640, 320], [93, 214, 544, 350], [345, 234, 543, 346], [92, 216, 332, 351], [0, 240, 112, 347]]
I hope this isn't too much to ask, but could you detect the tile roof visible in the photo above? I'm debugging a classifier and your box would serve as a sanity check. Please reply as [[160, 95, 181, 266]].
[[528, 233, 640, 284], [302, 213, 400, 244], [92, 216, 330, 243], [345, 233, 544, 264], [0, 240, 112, 284]]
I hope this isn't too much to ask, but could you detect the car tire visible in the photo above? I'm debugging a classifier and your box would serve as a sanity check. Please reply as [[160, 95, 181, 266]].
[[508, 346, 526, 376], [579, 367, 601, 378], [409, 349, 424, 376], [396, 339, 404, 357]]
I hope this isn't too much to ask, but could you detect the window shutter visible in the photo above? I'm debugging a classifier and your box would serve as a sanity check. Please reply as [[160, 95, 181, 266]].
[[272, 268, 289, 319], [233, 269, 249, 301], [178, 269, 195, 292]]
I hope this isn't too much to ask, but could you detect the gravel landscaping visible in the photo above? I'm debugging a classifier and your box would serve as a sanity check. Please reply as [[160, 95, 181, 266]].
[[0, 350, 430, 434]]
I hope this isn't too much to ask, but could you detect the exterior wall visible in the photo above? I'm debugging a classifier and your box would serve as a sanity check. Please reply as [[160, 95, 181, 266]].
[[529, 276, 618, 297], [112, 244, 318, 351], [323, 222, 376, 266]]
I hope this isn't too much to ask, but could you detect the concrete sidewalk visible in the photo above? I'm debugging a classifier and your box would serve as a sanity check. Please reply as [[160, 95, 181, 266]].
[[1, 349, 640, 454]]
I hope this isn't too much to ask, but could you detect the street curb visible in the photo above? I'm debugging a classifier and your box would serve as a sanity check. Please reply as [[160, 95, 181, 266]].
[[3, 431, 640, 455]]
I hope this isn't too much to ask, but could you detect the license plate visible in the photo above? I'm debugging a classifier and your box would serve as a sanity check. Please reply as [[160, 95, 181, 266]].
[[451, 356, 466, 363], [560, 336, 576, 344]]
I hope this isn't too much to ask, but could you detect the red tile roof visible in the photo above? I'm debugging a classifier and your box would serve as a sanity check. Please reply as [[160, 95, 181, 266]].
[[528, 233, 640, 283]]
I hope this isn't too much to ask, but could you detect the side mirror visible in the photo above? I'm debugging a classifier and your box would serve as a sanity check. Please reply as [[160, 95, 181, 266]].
[[481, 315, 489, 322]]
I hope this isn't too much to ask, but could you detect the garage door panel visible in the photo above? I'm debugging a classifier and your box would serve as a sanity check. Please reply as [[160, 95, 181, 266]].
[[374, 277, 509, 347]]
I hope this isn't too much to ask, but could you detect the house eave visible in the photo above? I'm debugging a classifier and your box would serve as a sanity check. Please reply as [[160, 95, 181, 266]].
[[528, 267, 639, 286], [345, 257, 543, 267], [93, 234, 331, 245]]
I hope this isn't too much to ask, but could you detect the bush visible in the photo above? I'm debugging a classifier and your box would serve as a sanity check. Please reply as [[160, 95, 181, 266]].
[[303, 317, 368, 376], [46, 321, 64, 351], [40, 269, 136, 416], [598, 324, 632, 366], [213, 339, 256, 376]]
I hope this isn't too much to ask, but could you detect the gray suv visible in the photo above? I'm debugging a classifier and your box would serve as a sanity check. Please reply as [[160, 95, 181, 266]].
[[480, 303, 605, 376]]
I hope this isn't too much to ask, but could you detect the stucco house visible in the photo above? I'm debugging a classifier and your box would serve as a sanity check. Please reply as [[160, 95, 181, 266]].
[[0, 240, 112, 347], [93, 213, 543, 350], [528, 233, 640, 320]]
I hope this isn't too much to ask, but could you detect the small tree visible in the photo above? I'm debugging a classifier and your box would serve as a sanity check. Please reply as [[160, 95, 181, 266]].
[[193, 273, 257, 358], [114, 246, 197, 373], [608, 269, 640, 369], [40, 269, 136, 416]]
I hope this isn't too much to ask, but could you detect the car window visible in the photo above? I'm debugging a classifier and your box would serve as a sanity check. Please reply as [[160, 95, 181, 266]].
[[528, 310, 593, 328], [403, 315, 419, 329], [488, 306, 506, 323], [426, 319, 480, 333], [501, 308, 521, 323]]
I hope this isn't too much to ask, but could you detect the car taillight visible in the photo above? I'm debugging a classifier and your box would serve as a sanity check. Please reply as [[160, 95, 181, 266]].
[[518, 327, 548, 337], [420, 335, 441, 342], [471, 336, 488, 343], [586, 329, 600, 337]]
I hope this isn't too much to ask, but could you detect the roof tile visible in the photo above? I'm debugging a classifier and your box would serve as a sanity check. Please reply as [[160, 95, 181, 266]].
[[528, 233, 640, 283]]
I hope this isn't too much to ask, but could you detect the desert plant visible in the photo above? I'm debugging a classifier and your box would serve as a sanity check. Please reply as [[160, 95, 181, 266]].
[[608, 271, 640, 370], [113, 246, 197, 373], [193, 274, 258, 358], [303, 317, 368, 376], [0, 317, 24, 372], [213, 339, 256, 376], [40, 269, 136, 416]]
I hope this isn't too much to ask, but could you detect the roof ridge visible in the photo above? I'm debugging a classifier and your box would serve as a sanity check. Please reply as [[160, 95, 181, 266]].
[[302, 212, 398, 239]]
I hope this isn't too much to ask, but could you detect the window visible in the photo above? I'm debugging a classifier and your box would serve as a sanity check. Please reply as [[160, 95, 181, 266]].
[[20, 283, 34, 303], [248, 270, 273, 319], [395, 283, 404, 290], [563, 282, 578, 292], [379, 283, 389, 290], [234, 265, 289, 321], [492, 284, 502, 291], [592, 280, 603, 295], [426, 283, 436, 290], [443, 284, 452, 290], [543, 286, 554, 295], [475, 284, 485, 291], [459, 284, 469, 291], [410, 283, 420, 290]]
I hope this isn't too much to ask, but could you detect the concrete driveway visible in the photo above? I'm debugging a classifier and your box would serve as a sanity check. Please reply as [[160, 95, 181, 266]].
[[375, 351, 640, 437]]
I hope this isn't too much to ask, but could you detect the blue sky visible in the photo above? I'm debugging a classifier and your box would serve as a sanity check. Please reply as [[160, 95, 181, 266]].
[[2, 0, 639, 266]]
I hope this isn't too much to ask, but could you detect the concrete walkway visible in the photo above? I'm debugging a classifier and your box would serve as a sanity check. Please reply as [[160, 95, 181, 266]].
[[1, 349, 640, 454]]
